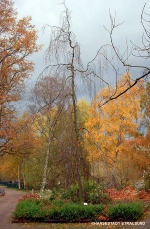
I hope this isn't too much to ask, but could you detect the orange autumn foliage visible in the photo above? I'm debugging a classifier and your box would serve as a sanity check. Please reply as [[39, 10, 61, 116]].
[[85, 74, 144, 183], [123, 82, 150, 171], [1, 111, 41, 156], [0, 0, 41, 155], [0, 112, 42, 180]]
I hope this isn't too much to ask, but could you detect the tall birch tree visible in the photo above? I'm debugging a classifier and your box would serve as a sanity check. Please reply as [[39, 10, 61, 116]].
[[30, 75, 69, 191]]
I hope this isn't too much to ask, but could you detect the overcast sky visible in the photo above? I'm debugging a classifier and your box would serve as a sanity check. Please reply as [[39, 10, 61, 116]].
[[13, 0, 150, 104]]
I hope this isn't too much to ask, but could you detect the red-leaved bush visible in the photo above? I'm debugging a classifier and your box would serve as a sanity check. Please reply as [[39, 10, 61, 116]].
[[19, 193, 40, 202]]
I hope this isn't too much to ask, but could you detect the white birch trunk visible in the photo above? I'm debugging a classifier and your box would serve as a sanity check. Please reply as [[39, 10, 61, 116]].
[[41, 139, 50, 191]]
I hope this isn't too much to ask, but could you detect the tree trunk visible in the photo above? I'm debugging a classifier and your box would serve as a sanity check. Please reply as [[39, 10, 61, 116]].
[[71, 64, 83, 202], [22, 159, 26, 189], [110, 151, 118, 188], [41, 138, 50, 191], [23, 172, 26, 189], [18, 165, 21, 190]]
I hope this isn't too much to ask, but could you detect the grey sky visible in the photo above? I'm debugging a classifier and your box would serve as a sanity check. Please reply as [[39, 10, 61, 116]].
[[13, 0, 150, 103]]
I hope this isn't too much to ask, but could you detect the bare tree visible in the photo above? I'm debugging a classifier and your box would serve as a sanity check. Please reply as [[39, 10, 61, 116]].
[[43, 2, 107, 201], [99, 3, 150, 106]]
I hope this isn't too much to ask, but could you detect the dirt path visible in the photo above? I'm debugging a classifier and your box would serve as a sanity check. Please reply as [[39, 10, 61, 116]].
[[0, 186, 28, 229], [0, 186, 150, 229]]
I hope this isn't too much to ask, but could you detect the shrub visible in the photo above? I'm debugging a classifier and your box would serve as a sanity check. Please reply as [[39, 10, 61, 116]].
[[108, 201, 144, 220], [49, 203, 104, 221], [14, 198, 144, 222], [62, 179, 110, 204], [14, 199, 104, 221], [33, 179, 109, 204], [19, 193, 40, 202], [39, 189, 52, 199], [62, 184, 79, 202], [38, 188, 64, 202], [83, 179, 110, 204], [51, 199, 65, 207], [14, 198, 43, 219], [48, 206, 62, 220], [59, 203, 80, 221]]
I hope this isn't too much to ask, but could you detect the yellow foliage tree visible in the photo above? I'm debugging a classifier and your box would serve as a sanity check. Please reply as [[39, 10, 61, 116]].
[[85, 74, 144, 187]]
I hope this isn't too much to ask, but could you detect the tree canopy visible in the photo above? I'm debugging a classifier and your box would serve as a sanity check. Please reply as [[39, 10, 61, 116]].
[[0, 0, 41, 156]]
